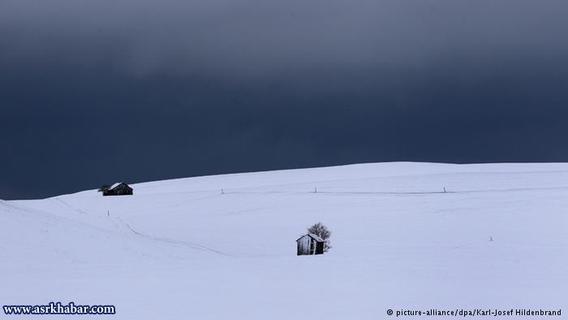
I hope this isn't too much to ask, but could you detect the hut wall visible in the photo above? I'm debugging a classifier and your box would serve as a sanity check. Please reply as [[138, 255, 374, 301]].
[[297, 236, 312, 255], [315, 241, 324, 255]]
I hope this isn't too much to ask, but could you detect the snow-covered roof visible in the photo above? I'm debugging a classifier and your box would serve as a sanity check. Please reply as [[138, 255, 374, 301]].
[[296, 233, 324, 242], [308, 233, 324, 242], [109, 182, 128, 190]]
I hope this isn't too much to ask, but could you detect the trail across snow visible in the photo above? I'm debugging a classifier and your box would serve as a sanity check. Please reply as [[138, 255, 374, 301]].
[[1, 162, 567, 319]]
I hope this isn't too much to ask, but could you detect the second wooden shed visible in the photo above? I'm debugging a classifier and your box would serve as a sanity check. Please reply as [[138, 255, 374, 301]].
[[296, 233, 325, 255]]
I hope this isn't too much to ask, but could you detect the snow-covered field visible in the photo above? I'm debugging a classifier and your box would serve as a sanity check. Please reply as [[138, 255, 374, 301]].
[[1, 162, 567, 319]]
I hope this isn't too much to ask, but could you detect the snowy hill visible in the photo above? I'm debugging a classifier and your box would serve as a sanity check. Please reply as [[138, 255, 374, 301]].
[[1, 162, 567, 319]]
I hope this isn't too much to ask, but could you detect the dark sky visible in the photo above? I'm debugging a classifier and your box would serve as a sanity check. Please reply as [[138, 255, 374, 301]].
[[1, 0, 568, 199]]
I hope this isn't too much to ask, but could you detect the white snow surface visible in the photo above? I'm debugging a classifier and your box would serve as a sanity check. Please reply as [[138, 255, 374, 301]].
[[1, 162, 567, 319]]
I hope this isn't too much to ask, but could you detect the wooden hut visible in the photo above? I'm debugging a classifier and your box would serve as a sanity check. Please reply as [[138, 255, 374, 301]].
[[296, 233, 325, 255], [100, 182, 133, 196]]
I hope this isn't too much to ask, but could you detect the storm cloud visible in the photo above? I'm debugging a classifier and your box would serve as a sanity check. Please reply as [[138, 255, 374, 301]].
[[1, 0, 568, 199]]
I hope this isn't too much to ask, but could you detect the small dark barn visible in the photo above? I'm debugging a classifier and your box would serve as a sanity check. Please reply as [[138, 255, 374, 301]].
[[100, 182, 133, 196], [296, 233, 325, 255]]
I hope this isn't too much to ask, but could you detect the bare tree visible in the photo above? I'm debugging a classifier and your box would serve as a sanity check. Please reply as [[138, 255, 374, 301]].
[[307, 222, 331, 252]]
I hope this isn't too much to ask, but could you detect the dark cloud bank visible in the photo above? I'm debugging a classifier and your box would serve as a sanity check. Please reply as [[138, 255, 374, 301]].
[[1, 0, 568, 199]]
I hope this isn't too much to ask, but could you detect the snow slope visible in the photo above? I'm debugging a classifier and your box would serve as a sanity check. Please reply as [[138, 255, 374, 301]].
[[1, 162, 567, 319]]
